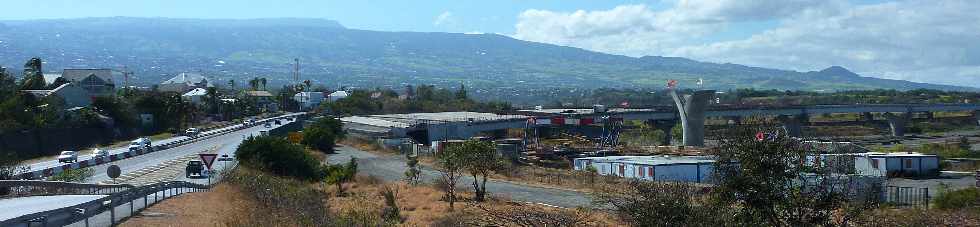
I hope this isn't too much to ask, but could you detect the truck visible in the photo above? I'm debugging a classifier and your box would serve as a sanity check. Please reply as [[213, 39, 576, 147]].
[[185, 160, 205, 178], [128, 137, 153, 152]]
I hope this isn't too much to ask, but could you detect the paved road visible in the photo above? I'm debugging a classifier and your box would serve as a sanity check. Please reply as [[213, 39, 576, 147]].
[[0, 114, 301, 223], [326, 146, 592, 208], [0, 195, 106, 220]]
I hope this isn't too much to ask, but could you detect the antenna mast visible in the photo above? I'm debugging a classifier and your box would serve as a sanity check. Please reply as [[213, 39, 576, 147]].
[[293, 58, 300, 86]]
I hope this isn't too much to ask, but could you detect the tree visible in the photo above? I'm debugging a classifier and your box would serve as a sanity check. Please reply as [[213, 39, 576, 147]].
[[455, 83, 467, 100], [248, 77, 260, 91], [19, 58, 46, 90], [404, 153, 422, 185], [709, 124, 880, 226], [324, 157, 357, 195], [235, 136, 324, 180], [302, 117, 346, 153], [436, 142, 468, 211], [260, 78, 268, 91], [459, 140, 499, 202]]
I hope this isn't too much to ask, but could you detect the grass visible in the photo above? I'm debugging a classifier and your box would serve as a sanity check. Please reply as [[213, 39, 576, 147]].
[[120, 184, 260, 227]]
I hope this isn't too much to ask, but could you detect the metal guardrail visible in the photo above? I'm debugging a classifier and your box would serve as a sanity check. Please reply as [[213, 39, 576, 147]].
[[0, 180, 135, 199], [0, 181, 210, 227]]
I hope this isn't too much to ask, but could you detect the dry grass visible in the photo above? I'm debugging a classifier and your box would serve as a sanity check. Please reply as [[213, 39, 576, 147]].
[[120, 184, 260, 227]]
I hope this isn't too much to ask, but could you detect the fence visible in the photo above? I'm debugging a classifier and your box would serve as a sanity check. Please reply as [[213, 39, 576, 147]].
[[0, 180, 134, 199], [0, 180, 210, 227], [883, 186, 930, 208]]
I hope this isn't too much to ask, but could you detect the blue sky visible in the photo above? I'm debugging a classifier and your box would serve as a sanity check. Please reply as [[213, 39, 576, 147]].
[[2, 0, 978, 87]]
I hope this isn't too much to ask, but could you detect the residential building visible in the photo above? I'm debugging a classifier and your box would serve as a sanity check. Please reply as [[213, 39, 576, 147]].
[[181, 88, 208, 105], [573, 155, 716, 183], [21, 83, 92, 108], [61, 69, 115, 96], [158, 72, 212, 93], [246, 90, 276, 112], [293, 92, 325, 110], [328, 90, 349, 102]]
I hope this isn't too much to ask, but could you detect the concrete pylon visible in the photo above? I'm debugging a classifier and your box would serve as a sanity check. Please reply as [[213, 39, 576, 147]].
[[648, 119, 678, 145], [776, 115, 803, 138], [883, 112, 910, 137], [670, 90, 714, 147], [861, 112, 874, 122]]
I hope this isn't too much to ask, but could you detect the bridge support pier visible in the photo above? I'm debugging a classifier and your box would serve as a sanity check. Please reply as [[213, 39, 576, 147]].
[[776, 115, 804, 138], [670, 90, 714, 147], [862, 112, 874, 122], [648, 119, 678, 145], [884, 112, 910, 137]]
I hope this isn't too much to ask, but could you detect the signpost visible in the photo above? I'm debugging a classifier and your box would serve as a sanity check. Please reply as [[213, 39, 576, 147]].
[[107, 165, 121, 184], [199, 154, 218, 185]]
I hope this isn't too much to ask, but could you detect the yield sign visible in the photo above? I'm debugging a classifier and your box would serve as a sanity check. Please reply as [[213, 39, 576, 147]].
[[199, 154, 218, 170]]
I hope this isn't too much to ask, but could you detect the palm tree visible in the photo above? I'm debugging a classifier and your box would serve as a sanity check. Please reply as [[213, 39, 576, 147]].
[[260, 78, 267, 91]]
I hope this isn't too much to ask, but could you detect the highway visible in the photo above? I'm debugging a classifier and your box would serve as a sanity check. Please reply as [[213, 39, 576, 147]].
[[0, 114, 301, 224]]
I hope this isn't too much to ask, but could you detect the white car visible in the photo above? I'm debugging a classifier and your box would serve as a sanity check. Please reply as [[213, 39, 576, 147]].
[[92, 148, 109, 159], [185, 128, 200, 137], [128, 137, 153, 152], [57, 151, 78, 163], [245, 119, 256, 126]]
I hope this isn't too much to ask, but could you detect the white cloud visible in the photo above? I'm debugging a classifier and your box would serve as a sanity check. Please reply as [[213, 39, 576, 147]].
[[434, 11, 455, 26], [513, 0, 980, 87]]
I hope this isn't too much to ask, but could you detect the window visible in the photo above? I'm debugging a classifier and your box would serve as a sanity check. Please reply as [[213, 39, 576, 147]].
[[904, 159, 912, 169], [648, 167, 654, 179], [619, 165, 625, 176], [639, 166, 645, 177], [871, 159, 879, 169]]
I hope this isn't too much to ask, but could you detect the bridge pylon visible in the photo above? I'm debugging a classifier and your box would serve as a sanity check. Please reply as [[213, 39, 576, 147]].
[[669, 89, 714, 147], [884, 112, 911, 137]]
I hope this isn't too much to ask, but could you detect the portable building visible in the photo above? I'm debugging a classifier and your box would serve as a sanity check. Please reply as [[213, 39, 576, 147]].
[[573, 155, 715, 183]]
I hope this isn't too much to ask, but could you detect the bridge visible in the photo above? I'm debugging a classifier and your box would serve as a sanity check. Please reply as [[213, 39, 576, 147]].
[[520, 101, 980, 146]]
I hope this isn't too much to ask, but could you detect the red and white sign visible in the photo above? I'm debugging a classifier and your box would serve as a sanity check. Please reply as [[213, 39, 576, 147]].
[[199, 154, 218, 170], [667, 79, 678, 89]]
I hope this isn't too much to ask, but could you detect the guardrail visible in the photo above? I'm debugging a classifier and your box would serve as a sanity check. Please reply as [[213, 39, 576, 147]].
[[0, 181, 210, 227], [0, 180, 135, 199], [13, 113, 306, 180]]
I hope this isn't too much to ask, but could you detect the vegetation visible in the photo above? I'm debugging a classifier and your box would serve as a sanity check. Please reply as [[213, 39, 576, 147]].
[[224, 167, 332, 226], [933, 187, 980, 210], [435, 141, 468, 211], [301, 117, 346, 153], [235, 136, 324, 181], [48, 168, 94, 182], [321, 85, 512, 116], [458, 140, 502, 202], [404, 153, 422, 185], [324, 157, 357, 195]]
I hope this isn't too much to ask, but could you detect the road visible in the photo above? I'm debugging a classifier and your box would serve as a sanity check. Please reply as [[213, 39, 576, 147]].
[[0, 114, 301, 223], [325, 146, 592, 208], [0, 195, 107, 221]]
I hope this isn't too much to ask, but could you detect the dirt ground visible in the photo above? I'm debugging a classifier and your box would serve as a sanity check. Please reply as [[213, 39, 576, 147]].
[[119, 184, 258, 227]]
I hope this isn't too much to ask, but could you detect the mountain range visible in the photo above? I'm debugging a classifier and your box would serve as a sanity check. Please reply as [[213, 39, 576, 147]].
[[0, 17, 974, 98]]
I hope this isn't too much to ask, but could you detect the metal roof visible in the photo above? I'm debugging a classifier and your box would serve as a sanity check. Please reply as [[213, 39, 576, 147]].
[[576, 155, 716, 166]]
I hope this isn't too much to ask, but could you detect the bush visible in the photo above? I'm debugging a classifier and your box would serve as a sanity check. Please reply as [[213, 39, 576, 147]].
[[934, 187, 980, 210], [302, 117, 346, 153], [225, 167, 331, 226], [48, 168, 94, 182], [235, 136, 324, 180]]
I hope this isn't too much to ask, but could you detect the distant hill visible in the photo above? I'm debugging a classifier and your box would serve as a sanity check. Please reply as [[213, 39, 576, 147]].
[[0, 17, 974, 96]]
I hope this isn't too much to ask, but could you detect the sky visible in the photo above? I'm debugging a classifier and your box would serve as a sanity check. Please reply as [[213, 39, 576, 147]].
[[2, 0, 978, 87]]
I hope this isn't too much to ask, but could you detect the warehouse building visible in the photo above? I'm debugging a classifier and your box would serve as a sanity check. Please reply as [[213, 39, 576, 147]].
[[573, 155, 716, 183]]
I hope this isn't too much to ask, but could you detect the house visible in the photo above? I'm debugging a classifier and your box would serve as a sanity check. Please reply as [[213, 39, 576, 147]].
[[181, 88, 208, 105], [21, 83, 92, 108], [246, 90, 277, 112], [328, 90, 349, 102], [158, 73, 212, 93], [61, 69, 115, 96], [573, 155, 716, 183], [293, 92, 325, 110]]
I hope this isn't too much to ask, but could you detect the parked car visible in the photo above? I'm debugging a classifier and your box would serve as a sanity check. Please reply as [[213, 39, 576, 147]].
[[186, 160, 204, 178], [91, 148, 109, 159], [128, 137, 153, 152], [57, 151, 78, 163], [185, 128, 200, 137], [274, 119, 281, 125], [244, 119, 256, 126]]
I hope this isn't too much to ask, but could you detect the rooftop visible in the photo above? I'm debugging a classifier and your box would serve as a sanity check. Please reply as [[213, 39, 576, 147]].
[[576, 155, 716, 166], [519, 108, 655, 115], [341, 112, 528, 128]]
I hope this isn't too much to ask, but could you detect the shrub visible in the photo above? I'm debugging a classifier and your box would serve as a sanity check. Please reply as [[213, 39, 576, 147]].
[[225, 167, 331, 226], [48, 168, 94, 182], [934, 187, 980, 210], [302, 117, 345, 153], [235, 136, 324, 180]]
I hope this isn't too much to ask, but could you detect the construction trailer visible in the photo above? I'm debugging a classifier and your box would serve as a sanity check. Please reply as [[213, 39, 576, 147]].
[[573, 155, 715, 183], [816, 152, 940, 178]]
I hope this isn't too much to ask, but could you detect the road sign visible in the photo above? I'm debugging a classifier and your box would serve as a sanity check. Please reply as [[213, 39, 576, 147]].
[[107, 165, 121, 182], [199, 154, 218, 170]]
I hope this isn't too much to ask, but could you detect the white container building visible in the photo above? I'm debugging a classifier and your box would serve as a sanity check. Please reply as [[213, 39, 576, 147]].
[[573, 155, 716, 183]]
